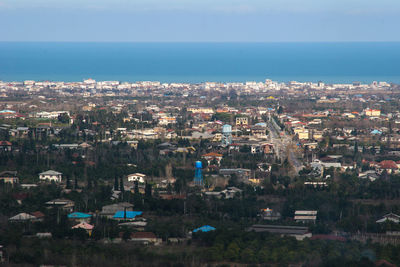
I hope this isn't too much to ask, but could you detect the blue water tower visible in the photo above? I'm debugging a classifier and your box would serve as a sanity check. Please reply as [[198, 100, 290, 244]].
[[194, 161, 203, 186]]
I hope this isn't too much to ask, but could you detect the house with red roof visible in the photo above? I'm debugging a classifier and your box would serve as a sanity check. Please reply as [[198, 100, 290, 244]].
[[376, 160, 399, 174], [72, 222, 94, 236], [0, 171, 18, 185], [31, 211, 45, 222], [202, 152, 223, 165], [0, 141, 12, 151]]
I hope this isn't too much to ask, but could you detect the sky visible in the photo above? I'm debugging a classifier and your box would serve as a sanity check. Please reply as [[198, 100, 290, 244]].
[[0, 0, 399, 42]]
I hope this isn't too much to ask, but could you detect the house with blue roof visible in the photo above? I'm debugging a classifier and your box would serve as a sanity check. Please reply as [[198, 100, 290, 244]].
[[113, 211, 143, 220], [371, 129, 382, 135], [192, 225, 216, 233], [68, 212, 92, 223]]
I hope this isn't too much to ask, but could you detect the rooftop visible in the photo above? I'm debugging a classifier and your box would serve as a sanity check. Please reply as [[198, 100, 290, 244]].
[[113, 211, 143, 219], [40, 170, 62, 175], [193, 225, 216, 233], [68, 212, 92, 219]]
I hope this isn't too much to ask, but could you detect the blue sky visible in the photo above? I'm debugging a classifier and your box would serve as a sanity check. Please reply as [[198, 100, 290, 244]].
[[0, 0, 399, 42]]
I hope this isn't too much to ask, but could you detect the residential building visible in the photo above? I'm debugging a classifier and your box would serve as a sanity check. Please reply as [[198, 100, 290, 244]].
[[202, 152, 223, 165], [39, 170, 62, 183], [376, 160, 399, 174], [68, 212, 92, 223], [113, 211, 143, 221], [100, 202, 134, 218], [129, 232, 159, 244], [294, 210, 317, 223], [187, 107, 214, 114], [0, 171, 18, 185], [9, 213, 41, 222], [45, 198, 75, 212], [236, 117, 248, 126], [376, 213, 400, 224], [72, 222, 94, 235], [247, 225, 312, 241], [192, 225, 216, 233], [127, 173, 146, 183], [260, 208, 281, 221], [364, 108, 381, 117]]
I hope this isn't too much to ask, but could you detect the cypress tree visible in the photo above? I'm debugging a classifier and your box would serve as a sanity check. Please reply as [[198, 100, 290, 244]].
[[120, 177, 124, 192], [145, 182, 152, 197], [66, 176, 71, 189], [114, 177, 119, 191], [134, 181, 139, 194]]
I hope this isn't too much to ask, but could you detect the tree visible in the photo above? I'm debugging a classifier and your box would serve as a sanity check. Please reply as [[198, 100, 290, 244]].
[[258, 248, 270, 262], [134, 181, 139, 194], [228, 174, 239, 187], [114, 177, 119, 191], [120, 177, 124, 192], [225, 242, 240, 261], [66, 176, 71, 189], [145, 183, 152, 197], [241, 248, 256, 263], [87, 178, 92, 190], [58, 113, 70, 124], [208, 243, 224, 261]]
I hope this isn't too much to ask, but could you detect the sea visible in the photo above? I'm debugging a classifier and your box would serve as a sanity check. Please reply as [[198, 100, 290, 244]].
[[0, 42, 400, 84]]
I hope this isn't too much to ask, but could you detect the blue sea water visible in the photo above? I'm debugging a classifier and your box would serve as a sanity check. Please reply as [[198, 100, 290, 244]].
[[0, 42, 400, 84]]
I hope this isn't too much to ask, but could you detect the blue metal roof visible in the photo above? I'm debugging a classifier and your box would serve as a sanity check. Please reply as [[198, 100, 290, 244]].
[[113, 211, 143, 219], [193, 225, 216, 233], [371, 129, 382, 135], [68, 212, 92, 219]]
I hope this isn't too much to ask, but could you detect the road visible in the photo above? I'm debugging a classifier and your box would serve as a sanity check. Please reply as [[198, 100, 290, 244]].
[[267, 117, 304, 174]]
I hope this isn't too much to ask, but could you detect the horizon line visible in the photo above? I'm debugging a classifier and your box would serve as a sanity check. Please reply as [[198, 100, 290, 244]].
[[1, 41, 400, 44]]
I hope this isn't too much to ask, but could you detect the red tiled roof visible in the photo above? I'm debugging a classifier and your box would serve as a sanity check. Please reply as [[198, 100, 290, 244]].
[[131, 232, 156, 239], [202, 152, 223, 157], [13, 192, 29, 200], [0, 141, 12, 146], [31, 211, 45, 218], [375, 259, 396, 267], [378, 160, 398, 169]]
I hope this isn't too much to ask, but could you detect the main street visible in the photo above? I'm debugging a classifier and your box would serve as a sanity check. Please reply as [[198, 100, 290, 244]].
[[268, 116, 304, 174]]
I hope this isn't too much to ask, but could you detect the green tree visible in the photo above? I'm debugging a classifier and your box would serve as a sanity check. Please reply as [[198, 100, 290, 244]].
[[145, 183, 152, 197], [241, 248, 256, 263], [114, 177, 119, 191], [120, 177, 124, 192], [58, 113, 70, 124], [134, 181, 139, 194], [225, 242, 240, 261]]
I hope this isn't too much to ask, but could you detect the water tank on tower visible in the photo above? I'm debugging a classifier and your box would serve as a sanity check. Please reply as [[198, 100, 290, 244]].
[[194, 161, 203, 186], [222, 124, 232, 146]]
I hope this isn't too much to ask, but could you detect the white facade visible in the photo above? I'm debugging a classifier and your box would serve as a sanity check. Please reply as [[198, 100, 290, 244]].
[[35, 111, 70, 119], [39, 170, 62, 183], [127, 173, 146, 183]]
